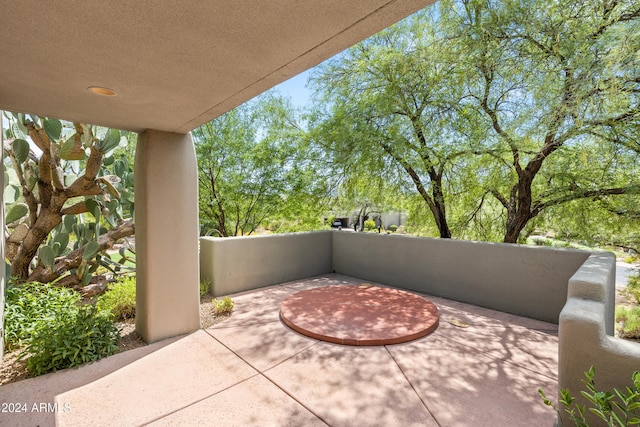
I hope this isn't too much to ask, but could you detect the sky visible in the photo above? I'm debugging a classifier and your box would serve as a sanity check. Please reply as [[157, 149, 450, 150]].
[[272, 69, 313, 109]]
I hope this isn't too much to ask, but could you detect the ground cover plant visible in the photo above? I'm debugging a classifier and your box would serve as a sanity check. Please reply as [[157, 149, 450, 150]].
[[616, 306, 640, 341], [4, 281, 120, 376], [96, 276, 136, 321], [2, 277, 236, 384], [213, 297, 234, 315], [624, 272, 640, 305], [4, 281, 80, 351], [23, 304, 118, 376]]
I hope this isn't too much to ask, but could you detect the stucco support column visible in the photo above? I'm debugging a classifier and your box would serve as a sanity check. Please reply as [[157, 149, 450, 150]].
[[135, 130, 200, 343]]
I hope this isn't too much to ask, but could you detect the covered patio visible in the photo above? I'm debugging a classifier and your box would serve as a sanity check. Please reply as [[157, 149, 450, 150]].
[[1, 0, 431, 344], [2, 2, 640, 426], [0, 274, 558, 426]]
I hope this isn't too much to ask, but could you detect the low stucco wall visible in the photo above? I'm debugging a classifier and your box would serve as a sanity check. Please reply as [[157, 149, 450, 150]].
[[200, 230, 640, 422], [200, 231, 332, 296], [558, 252, 640, 426], [332, 232, 589, 323]]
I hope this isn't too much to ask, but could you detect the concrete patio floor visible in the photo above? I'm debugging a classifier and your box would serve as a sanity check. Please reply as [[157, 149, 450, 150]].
[[0, 274, 558, 426]]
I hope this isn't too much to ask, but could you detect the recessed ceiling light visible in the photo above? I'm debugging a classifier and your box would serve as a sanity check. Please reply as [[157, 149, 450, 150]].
[[88, 86, 118, 96]]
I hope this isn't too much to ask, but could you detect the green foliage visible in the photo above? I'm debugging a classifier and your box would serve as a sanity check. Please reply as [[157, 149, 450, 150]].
[[623, 272, 640, 305], [539, 367, 640, 426], [364, 219, 376, 230], [530, 236, 554, 247], [213, 297, 234, 315], [200, 278, 211, 298], [3, 112, 136, 284], [388, 224, 398, 232], [4, 281, 120, 376], [22, 305, 119, 377], [309, 0, 640, 244], [616, 306, 640, 340], [4, 282, 80, 350], [194, 93, 327, 237], [96, 276, 136, 321]]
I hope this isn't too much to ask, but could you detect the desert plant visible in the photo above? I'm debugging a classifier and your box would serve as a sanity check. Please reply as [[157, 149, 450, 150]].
[[96, 276, 136, 321], [3, 281, 80, 350], [616, 306, 640, 340], [623, 272, 640, 305], [213, 297, 234, 315], [3, 113, 135, 289], [200, 278, 212, 298], [539, 367, 640, 426], [22, 304, 119, 376], [364, 219, 376, 231]]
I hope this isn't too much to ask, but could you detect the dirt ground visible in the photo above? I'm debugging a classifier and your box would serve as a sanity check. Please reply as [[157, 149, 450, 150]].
[[0, 295, 231, 386]]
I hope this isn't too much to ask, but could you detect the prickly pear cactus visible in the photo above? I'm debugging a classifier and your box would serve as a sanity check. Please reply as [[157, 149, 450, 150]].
[[3, 112, 135, 288]]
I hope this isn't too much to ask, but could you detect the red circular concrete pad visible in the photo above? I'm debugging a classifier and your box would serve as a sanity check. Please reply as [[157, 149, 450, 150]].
[[280, 285, 439, 346]]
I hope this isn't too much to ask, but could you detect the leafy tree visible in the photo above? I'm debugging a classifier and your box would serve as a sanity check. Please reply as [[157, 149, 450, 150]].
[[309, 0, 640, 244], [310, 12, 466, 238], [194, 93, 326, 237], [3, 112, 135, 289], [440, 0, 640, 242]]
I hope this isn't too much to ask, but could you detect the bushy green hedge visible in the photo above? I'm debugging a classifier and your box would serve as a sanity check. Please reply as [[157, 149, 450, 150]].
[[4, 282, 80, 350], [4, 281, 120, 377], [24, 305, 119, 376]]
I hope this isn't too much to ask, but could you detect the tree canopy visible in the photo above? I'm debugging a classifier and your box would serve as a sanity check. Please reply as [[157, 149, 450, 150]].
[[194, 93, 329, 237], [309, 0, 640, 243]]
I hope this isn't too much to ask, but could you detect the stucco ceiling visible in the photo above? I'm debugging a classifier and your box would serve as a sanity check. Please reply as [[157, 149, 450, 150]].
[[0, 1, 430, 133]]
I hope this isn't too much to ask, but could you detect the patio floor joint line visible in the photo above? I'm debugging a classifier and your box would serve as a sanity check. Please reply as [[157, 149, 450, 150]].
[[385, 345, 443, 427], [204, 329, 331, 426]]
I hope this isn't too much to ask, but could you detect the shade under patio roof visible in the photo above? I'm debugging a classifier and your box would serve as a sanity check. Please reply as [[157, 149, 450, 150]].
[[0, 0, 431, 133]]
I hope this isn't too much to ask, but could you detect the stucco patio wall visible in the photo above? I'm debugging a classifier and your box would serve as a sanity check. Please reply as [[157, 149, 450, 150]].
[[200, 231, 332, 296], [332, 231, 590, 323], [200, 230, 640, 423], [558, 252, 640, 426]]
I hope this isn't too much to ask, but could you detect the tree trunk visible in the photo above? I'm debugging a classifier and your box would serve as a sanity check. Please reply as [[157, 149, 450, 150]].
[[431, 180, 452, 239], [502, 174, 534, 243], [11, 211, 62, 280], [27, 220, 135, 284]]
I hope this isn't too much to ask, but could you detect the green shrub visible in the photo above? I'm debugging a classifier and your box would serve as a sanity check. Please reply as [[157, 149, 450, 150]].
[[616, 306, 640, 340], [623, 272, 640, 305], [4, 281, 121, 377], [200, 278, 211, 298], [539, 367, 640, 426], [530, 236, 553, 246], [388, 224, 398, 232], [4, 282, 80, 350], [364, 219, 376, 230], [22, 305, 119, 376], [96, 276, 136, 321], [213, 297, 234, 315]]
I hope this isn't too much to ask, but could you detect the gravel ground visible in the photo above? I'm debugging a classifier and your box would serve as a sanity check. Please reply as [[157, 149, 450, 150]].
[[0, 295, 231, 386]]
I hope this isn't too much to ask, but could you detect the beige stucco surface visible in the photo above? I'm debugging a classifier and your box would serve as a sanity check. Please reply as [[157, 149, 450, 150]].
[[135, 131, 200, 342], [559, 252, 640, 426], [202, 230, 591, 323], [200, 231, 332, 296], [332, 231, 590, 323], [0, 1, 430, 133]]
